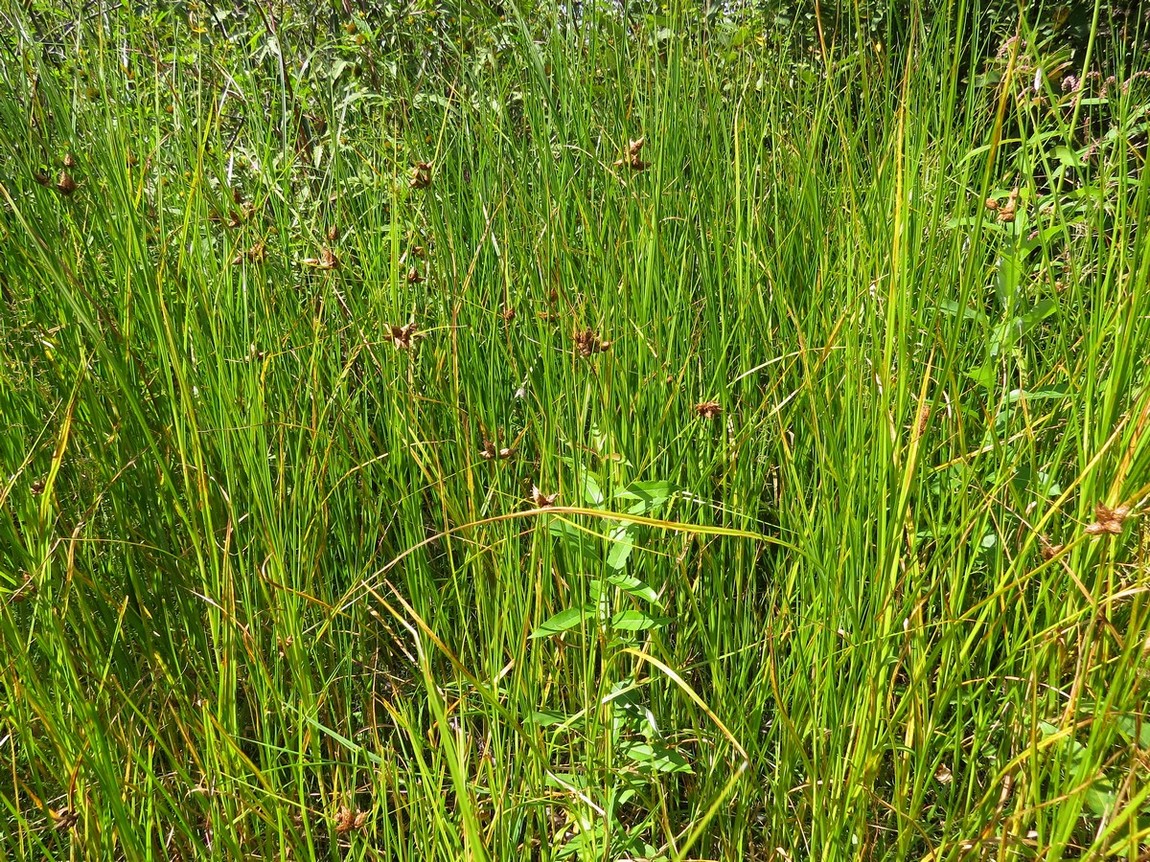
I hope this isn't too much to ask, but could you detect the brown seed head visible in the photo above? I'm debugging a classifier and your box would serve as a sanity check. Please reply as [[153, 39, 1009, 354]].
[[530, 485, 558, 508], [997, 189, 1019, 223], [232, 240, 267, 266], [56, 170, 78, 195], [302, 248, 339, 270], [52, 808, 79, 832], [695, 401, 722, 419], [574, 328, 609, 357], [409, 161, 433, 189], [389, 322, 418, 350], [334, 805, 368, 834], [1086, 502, 1131, 536], [63, 152, 77, 168], [1039, 537, 1064, 561], [915, 405, 931, 437]]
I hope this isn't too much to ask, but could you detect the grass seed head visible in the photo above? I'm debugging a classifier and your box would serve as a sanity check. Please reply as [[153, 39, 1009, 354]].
[[52, 808, 79, 831], [574, 328, 609, 356], [1086, 502, 1131, 536], [56, 170, 78, 195], [232, 240, 267, 265], [334, 805, 368, 834], [1039, 537, 1064, 560], [302, 248, 339, 270], [914, 405, 931, 437], [614, 136, 650, 171], [530, 485, 557, 507], [410, 161, 433, 189], [997, 188, 1019, 223], [389, 322, 418, 350], [695, 400, 722, 419]]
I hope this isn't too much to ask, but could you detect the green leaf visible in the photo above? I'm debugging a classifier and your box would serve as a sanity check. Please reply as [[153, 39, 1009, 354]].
[[616, 480, 673, 515], [937, 299, 986, 323], [1018, 298, 1058, 334], [610, 610, 668, 631], [966, 361, 995, 389], [582, 471, 604, 505], [621, 742, 693, 774], [606, 571, 659, 604], [530, 605, 591, 639], [1113, 715, 1150, 749], [1084, 782, 1117, 818], [527, 710, 568, 726], [548, 519, 599, 561], [1005, 384, 1069, 403], [1055, 145, 1084, 168], [605, 527, 634, 571]]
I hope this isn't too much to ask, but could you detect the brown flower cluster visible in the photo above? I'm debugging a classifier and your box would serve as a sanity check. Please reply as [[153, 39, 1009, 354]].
[[334, 805, 368, 834], [409, 161, 433, 189], [985, 188, 1020, 223], [574, 328, 611, 357], [302, 247, 339, 270], [530, 485, 558, 507], [614, 137, 649, 172], [231, 240, 267, 265], [1085, 502, 1132, 536], [389, 321, 419, 350]]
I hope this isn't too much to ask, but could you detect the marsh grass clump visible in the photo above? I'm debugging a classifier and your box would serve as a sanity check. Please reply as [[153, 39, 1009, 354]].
[[1, 1, 1149, 860]]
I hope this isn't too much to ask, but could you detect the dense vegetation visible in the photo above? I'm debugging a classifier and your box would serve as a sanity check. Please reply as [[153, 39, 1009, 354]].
[[1, 1, 1149, 859]]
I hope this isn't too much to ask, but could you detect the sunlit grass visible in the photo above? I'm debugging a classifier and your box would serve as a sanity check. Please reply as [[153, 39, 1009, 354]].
[[1, 2, 1148, 859]]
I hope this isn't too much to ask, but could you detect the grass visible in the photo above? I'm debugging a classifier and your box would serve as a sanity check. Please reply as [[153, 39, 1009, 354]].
[[1, 1, 1149, 859]]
